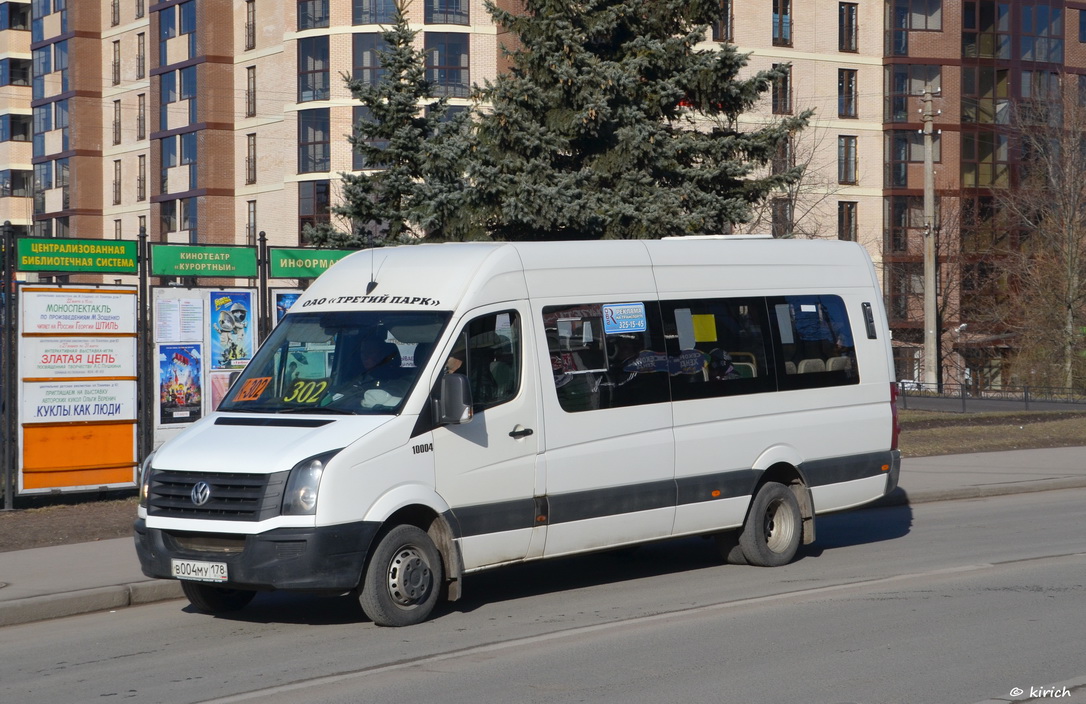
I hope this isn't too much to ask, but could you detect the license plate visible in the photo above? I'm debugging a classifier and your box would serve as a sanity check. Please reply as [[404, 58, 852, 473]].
[[171, 559, 228, 582]]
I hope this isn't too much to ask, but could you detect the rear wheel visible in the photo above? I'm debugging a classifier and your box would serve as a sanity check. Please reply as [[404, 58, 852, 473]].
[[359, 525, 443, 627], [181, 581, 256, 613], [736, 482, 802, 567]]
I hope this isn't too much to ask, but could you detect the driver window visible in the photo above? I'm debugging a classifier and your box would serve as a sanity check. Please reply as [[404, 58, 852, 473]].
[[445, 311, 521, 411]]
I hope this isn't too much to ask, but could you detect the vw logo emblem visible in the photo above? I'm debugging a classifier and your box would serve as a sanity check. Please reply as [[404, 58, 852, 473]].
[[191, 481, 212, 506]]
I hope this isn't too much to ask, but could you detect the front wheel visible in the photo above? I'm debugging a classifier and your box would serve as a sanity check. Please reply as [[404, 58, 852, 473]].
[[359, 525, 443, 627], [181, 581, 256, 613], [736, 482, 802, 567]]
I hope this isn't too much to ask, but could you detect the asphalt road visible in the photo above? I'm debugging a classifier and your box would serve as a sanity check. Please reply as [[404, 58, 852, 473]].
[[2, 489, 1084, 704]]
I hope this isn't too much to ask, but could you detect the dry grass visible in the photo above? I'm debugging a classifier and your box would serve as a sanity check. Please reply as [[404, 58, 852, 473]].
[[899, 410, 1086, 457]]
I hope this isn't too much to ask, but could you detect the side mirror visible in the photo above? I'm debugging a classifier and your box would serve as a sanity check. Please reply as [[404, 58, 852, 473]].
[[435, 373, 473, 425]]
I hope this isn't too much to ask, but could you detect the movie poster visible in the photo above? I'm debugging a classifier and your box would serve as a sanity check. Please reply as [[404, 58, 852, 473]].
[[274, 291, 302, 323], [159, 344, 203, 425], [210, 291, 254, 370]]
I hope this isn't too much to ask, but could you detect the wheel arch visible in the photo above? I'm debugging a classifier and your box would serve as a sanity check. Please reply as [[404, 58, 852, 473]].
[[364, 493, 465, 603], [750, 456, 816, 546]]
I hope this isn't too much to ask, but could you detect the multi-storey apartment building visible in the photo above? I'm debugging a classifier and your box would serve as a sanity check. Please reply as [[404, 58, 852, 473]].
[[878, 0, 1086, 387], [22, 0, 487, 274], [0, 0, 32, 237], [12, 1, 1086, 387]]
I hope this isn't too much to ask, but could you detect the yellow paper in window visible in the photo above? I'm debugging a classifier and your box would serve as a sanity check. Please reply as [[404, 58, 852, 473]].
[[691, 314, 717, 342]]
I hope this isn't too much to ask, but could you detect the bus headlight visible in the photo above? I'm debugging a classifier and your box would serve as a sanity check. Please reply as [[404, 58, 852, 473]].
[[138, 451, 156, 508], [282, 450, 340, 516]]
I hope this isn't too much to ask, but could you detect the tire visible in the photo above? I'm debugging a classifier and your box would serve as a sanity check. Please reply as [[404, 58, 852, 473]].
[[736, 482, 802, 567], [181, 581, 256, 613], [359, 525, 443, 627]]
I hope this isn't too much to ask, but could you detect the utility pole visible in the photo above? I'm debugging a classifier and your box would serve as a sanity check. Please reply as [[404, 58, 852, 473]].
[[921, 88, 939, 388]]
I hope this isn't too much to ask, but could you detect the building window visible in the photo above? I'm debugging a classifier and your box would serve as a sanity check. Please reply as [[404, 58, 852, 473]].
[[115, 219, 122, 240], [839, 3, 858, 51], [891, 0, 942, 31], [111, 0, 119, 26], [1, 58, 31, 87], [112, 40, 121, 85], [246, 66, 256, 117], [298, 0, 329, 30], [246, 133, 257, 184], [771, 136, 794, 176], [425, 32, 469, 98], [425, 0, 468, 25], [886, 129, 941, 187], [838, 135, 858, 184], [162, 197, 198, 236], [771, 64, 792, 115], [1, 2, 30, 30], [353, 33, 387, 86], [138, 214, 146, 235], [113, 160, 122, 205], [137, 154, 146, 201], [136, 0, 145, 20], [246, 200, 257, 244], [113, 100, 122, 145], [961, 131, 1009, 188], [0, 169, 32, 197], [298, 108, 330, 173], [838, 69, 857, 118], [245, 0, 255, 50], [137, 93, 146, 140], [137, 32, 145, 79], [961, 65, 1008, 125], [885, 64, 939, 122], [298, 36, 330, 102], [771, 198, 793, 237], [354, 0, 396, 25], [711, 0, 733, 42], [838, 202, 857, 241], [298, 179, 331, 238], [772, 0, 792, 47], [0, 114, 32, 142]]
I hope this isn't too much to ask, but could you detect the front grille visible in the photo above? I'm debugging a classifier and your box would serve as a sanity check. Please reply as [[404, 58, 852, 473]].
[[148, 470, 289, 521]]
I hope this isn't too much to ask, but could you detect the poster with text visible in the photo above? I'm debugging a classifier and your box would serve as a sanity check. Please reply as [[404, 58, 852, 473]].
[[159, 344, 203, 425], [209, 291, 254, 370]]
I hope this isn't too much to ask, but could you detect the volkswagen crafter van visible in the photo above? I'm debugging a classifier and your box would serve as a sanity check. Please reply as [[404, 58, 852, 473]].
[[135, 237, 901, 626]]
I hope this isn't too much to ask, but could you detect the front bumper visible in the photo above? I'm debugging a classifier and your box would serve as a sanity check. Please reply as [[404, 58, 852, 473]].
[[133, 518, 381, 592]]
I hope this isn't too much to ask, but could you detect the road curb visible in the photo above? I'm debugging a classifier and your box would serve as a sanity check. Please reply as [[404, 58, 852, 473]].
[[0, 580, 183, 628], [873, 477, 1086, 509]]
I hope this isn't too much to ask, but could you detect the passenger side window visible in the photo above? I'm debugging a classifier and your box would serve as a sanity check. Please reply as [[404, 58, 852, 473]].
[[445, 311, 520, 412], [772, 295, 859, 389], [662, 298, 776, 400], [542, 302, 670, 412]]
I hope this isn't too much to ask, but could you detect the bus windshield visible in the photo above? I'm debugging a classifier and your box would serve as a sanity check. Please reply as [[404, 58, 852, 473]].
[[218, 310, 451, 415]]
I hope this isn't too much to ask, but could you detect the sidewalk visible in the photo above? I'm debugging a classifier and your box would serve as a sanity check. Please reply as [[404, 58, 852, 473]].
[[2, 446, 1085, 628]]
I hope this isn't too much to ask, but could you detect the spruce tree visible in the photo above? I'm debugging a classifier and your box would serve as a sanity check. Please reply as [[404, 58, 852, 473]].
[[469, 0, 810, 240], [305, 0, 472, 248]]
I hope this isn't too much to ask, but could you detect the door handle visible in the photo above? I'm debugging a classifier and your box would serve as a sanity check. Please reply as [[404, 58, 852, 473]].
[[509, 425, 534, 439]]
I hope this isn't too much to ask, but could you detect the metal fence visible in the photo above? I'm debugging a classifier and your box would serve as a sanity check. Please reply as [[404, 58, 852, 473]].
[[898, 381, 1086, 413]]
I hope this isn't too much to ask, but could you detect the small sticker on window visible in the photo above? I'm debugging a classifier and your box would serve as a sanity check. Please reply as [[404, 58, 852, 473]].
[[602, 303, 647, 334], [234, 376, 271, 401]]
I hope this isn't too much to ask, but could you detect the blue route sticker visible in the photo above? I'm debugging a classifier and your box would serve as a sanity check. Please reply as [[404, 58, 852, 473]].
[[602, 303, 647, 334]]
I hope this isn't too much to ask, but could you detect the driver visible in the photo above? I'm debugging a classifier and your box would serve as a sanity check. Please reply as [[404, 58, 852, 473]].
[[327, 338, 410, 408]]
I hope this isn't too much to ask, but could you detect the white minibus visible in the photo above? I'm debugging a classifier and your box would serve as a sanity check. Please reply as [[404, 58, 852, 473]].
[[135, 238, 901, 626]]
